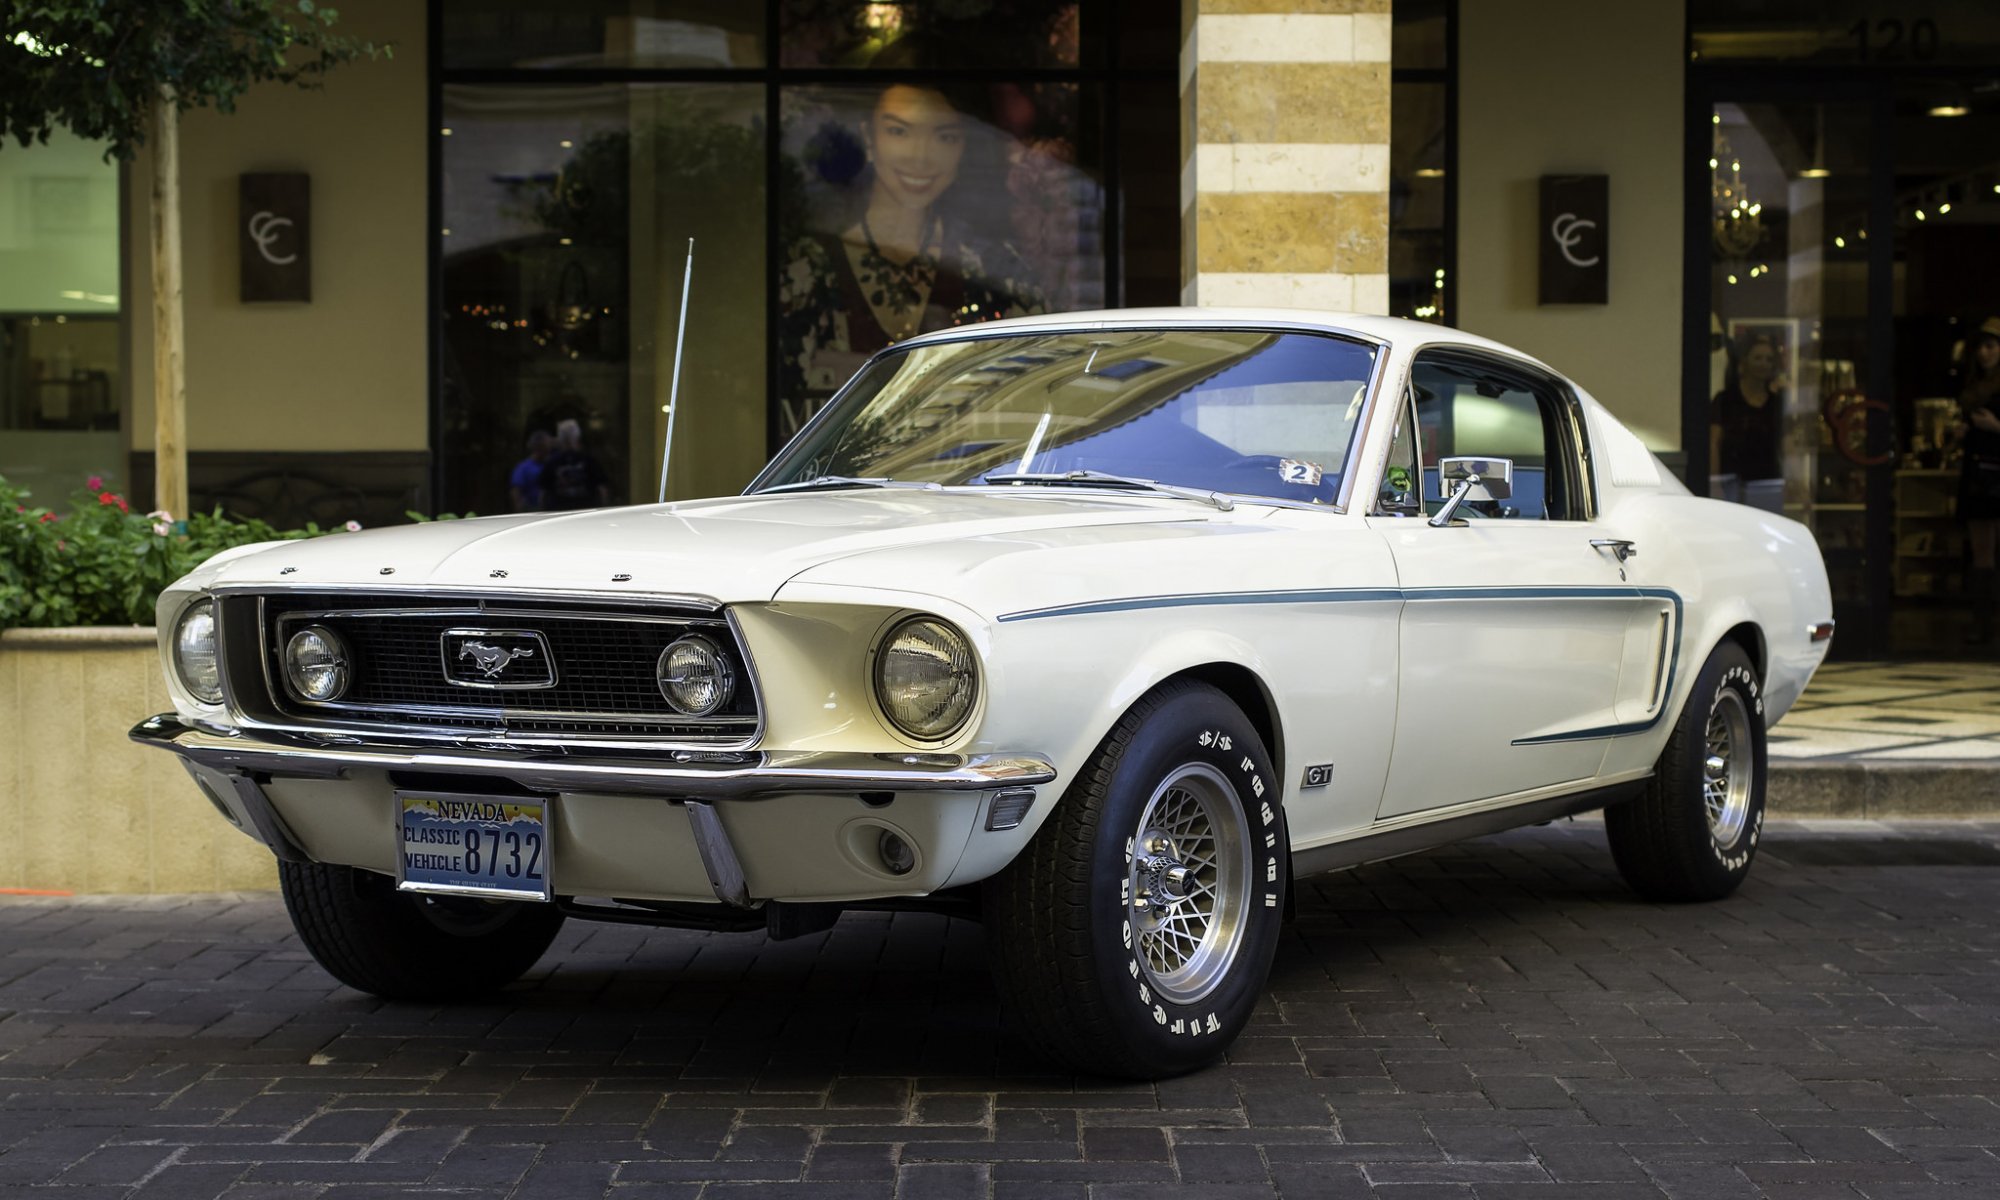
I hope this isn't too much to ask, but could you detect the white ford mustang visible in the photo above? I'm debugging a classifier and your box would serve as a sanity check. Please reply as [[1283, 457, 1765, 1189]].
[[134, 309, 1833, 1077]]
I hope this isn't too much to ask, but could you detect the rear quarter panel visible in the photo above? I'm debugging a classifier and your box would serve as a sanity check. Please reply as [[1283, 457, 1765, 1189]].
[[1597, 491, 1832, 778]]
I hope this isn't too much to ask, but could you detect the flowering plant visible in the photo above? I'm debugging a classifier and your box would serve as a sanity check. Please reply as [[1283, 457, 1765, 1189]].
[[0, 475, 357, 630]]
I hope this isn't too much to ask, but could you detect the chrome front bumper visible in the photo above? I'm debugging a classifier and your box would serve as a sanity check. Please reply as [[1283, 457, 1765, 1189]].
[[130, 714, 1058, 907]]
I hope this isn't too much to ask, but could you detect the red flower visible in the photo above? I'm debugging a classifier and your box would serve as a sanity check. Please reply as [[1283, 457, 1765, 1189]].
[[85, 475, 104, 491], [97, 491, 128, 512], [38, 512, 59, 524]]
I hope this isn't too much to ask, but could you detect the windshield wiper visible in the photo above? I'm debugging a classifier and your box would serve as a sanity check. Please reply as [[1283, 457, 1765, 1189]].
[[981, 470, 1235, 512], [758, 475, 937, 493]]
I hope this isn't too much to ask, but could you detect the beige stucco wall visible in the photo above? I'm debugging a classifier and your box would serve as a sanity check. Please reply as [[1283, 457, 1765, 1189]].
[[125, 0, 427, 454], [0, 629, 276, 893], [1457, 0, 1685, 451]]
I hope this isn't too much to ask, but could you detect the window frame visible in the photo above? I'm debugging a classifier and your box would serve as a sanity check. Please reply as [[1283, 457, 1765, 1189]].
[[1403, 346, 1599, 524]]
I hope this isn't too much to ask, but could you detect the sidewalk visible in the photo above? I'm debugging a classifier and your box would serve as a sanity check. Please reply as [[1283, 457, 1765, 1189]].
[[1768, 660, 2000, 816]]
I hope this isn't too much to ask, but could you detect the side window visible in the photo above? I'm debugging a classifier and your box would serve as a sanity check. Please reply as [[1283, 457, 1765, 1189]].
[[1409, 353, 1582, 521]]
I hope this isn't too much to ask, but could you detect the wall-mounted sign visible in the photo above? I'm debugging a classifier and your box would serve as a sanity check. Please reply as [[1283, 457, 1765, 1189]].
[[1538, 174, 1607, 305], [239, 172, 310, 303]]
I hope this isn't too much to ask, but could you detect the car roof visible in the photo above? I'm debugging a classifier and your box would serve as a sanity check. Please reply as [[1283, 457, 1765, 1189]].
[[896, 307, 1557, 373]]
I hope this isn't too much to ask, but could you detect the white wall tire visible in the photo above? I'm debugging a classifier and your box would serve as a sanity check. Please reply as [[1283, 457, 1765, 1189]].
[[1605, 641, 1767, 902], [984, 681, 1288, 1078]]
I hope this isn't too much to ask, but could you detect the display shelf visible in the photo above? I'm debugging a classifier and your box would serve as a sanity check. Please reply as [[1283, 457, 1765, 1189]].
[[1893, 469, 1962, 601]]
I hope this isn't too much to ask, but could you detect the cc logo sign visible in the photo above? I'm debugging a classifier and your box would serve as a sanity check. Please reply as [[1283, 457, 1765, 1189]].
[[247, 210, 297, 266], [1550, 212, 1601, 269]]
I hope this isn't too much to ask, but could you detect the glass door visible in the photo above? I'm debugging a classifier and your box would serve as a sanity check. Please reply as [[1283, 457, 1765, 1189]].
[[1700, 96, 1881, 644]]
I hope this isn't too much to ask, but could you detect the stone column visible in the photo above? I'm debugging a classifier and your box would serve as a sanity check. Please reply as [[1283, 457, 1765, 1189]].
[[1180, 1, 1392, 313]]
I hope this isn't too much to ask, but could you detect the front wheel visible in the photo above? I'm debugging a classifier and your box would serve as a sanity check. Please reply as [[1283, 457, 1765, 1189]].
[[1605, 640, 1767, 901], [985, 681, 1288, 1078], [279, 861, 566, 1000]]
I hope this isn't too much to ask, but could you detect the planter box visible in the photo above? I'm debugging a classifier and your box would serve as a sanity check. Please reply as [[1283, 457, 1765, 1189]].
[[0, 627, 275, 893]]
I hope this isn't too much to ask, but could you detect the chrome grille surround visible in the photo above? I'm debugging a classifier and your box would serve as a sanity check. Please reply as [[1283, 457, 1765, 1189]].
[[219, 589, 763, 747]]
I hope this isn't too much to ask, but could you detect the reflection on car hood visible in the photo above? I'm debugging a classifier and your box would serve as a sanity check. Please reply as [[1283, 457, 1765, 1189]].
[[196, 490, 1217, 604]]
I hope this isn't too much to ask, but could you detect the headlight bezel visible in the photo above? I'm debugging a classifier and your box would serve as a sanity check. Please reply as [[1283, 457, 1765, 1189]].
[[656, 633, 739, 717], [283, 624, 352, 703], [171, 598, 225, 706], [871, 614, 980, 743]]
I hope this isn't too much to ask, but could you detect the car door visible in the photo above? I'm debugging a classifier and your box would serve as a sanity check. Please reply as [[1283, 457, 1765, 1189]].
[[1367, 349, 1646, 818]]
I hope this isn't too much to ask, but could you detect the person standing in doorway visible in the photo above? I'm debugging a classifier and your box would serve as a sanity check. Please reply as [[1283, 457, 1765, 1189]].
[[1957, 317, 2000, 645], [1710, 333, 1786, 509], [508, 430, 553, 512], [539, 419, 612, 511]]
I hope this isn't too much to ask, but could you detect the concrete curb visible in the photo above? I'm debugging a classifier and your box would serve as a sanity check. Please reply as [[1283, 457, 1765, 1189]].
[[1769, 761, 2000, 818]]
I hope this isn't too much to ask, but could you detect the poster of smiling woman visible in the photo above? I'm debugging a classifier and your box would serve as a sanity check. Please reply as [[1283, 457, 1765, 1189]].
[[775, 65, 1103, 440]]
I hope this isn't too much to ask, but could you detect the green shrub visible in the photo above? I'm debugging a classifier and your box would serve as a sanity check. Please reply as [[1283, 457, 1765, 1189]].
[[0, 475, 350, 630]]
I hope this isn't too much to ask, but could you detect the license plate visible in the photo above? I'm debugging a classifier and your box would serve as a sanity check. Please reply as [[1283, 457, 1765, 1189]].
[[396, 792, 551, 902]]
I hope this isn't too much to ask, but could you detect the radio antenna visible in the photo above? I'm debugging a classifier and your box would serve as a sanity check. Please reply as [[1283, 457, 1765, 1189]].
[[657, 238, 694, 503]]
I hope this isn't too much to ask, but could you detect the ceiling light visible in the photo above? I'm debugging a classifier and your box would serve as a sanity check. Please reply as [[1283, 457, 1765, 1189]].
[[1929, 105, 1969, 117]]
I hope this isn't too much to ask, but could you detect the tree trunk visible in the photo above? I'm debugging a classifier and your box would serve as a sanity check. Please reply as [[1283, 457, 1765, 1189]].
[[150, 88, 188, 519]]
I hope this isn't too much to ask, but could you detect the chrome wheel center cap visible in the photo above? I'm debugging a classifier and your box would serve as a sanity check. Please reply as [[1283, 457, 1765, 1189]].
[[1135, 844, 1192, 916]]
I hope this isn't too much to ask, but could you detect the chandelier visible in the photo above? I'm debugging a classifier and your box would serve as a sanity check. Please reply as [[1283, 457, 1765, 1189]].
[[1711, 122, 1765, 259]]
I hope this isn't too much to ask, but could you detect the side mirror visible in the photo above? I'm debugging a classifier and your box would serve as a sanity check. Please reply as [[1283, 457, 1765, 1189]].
[[1439, 456, 1513, 500], [1430, 456, 1516, 527]]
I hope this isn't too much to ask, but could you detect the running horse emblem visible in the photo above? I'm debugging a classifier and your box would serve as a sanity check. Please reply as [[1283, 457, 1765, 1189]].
[[459, 641, 535, 679]]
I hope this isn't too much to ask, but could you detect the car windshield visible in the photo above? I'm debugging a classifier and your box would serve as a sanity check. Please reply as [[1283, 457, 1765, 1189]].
[[754, 329, 1379, 507]]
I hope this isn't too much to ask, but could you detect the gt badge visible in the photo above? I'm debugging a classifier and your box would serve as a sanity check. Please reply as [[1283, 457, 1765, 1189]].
[[1301, 763, 1334, 789]]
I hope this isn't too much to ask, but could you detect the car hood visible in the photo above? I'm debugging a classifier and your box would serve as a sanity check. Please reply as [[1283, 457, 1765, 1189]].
[[196, 490, 1218, 604]]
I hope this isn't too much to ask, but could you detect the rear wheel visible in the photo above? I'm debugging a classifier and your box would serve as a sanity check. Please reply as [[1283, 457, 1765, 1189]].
[[1605, 640, 1766, 901], [985, 681, 1288, 1078], [279, 861, 565, 1000]]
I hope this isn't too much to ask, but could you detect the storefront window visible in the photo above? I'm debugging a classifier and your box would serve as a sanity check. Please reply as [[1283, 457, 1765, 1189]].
[[439, 83, 766, 514], [774, 80, 1101, 438], [0, 129, 122, 508], [1697, 79, 2000, 653], [1390, 1, 1452, 325], [435, 0, 1175, 512], [1705, 101, 1874, 604]]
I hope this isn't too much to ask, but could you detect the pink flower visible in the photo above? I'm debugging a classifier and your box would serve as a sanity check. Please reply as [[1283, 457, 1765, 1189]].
[[147, 509, 173, 523], [152, 520, 172, 536], [343, 520, 362, 532], [85, 475, 103, 491]]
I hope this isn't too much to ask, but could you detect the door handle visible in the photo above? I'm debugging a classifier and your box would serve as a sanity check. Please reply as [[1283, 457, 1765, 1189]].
[[1590, 537, 1638, 562]]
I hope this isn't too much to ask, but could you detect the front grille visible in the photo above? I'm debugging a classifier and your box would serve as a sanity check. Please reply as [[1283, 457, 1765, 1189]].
[[236, 593, 758, 741]]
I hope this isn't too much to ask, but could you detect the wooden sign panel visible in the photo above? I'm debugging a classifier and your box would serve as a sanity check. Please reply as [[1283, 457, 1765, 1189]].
[[1538, 174, 1608, 305], [239, 172, 311, 303]]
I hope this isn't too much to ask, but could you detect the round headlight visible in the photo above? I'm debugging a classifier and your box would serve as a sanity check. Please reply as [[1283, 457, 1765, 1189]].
[[874, 616, 976, 740], [658, 634, 737, 716], [173, 600, 223, 705], [284, 626, 351, 702]]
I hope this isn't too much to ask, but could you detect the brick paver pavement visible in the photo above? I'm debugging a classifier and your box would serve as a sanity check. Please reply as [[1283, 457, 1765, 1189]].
[[1, 817, 1996, 1198]]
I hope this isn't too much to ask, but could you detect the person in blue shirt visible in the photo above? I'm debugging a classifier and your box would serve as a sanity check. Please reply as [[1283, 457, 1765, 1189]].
[[508, 430, 553, 511]]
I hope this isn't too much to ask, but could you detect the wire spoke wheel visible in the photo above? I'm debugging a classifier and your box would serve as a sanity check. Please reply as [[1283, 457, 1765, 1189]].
[[1126, 762, 1252, 1006], [1703, 688, 1753, 846]]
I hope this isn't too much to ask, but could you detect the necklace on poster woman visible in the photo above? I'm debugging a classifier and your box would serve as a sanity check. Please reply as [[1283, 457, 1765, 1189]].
[[850, 213, 942, 343]]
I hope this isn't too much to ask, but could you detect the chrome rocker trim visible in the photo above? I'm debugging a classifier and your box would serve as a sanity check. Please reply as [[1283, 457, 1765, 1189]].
[[129, 714, 1056, 800]]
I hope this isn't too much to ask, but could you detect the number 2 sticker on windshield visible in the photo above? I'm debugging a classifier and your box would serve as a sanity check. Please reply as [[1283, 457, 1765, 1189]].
[[1278, 459, 1324, 486]]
